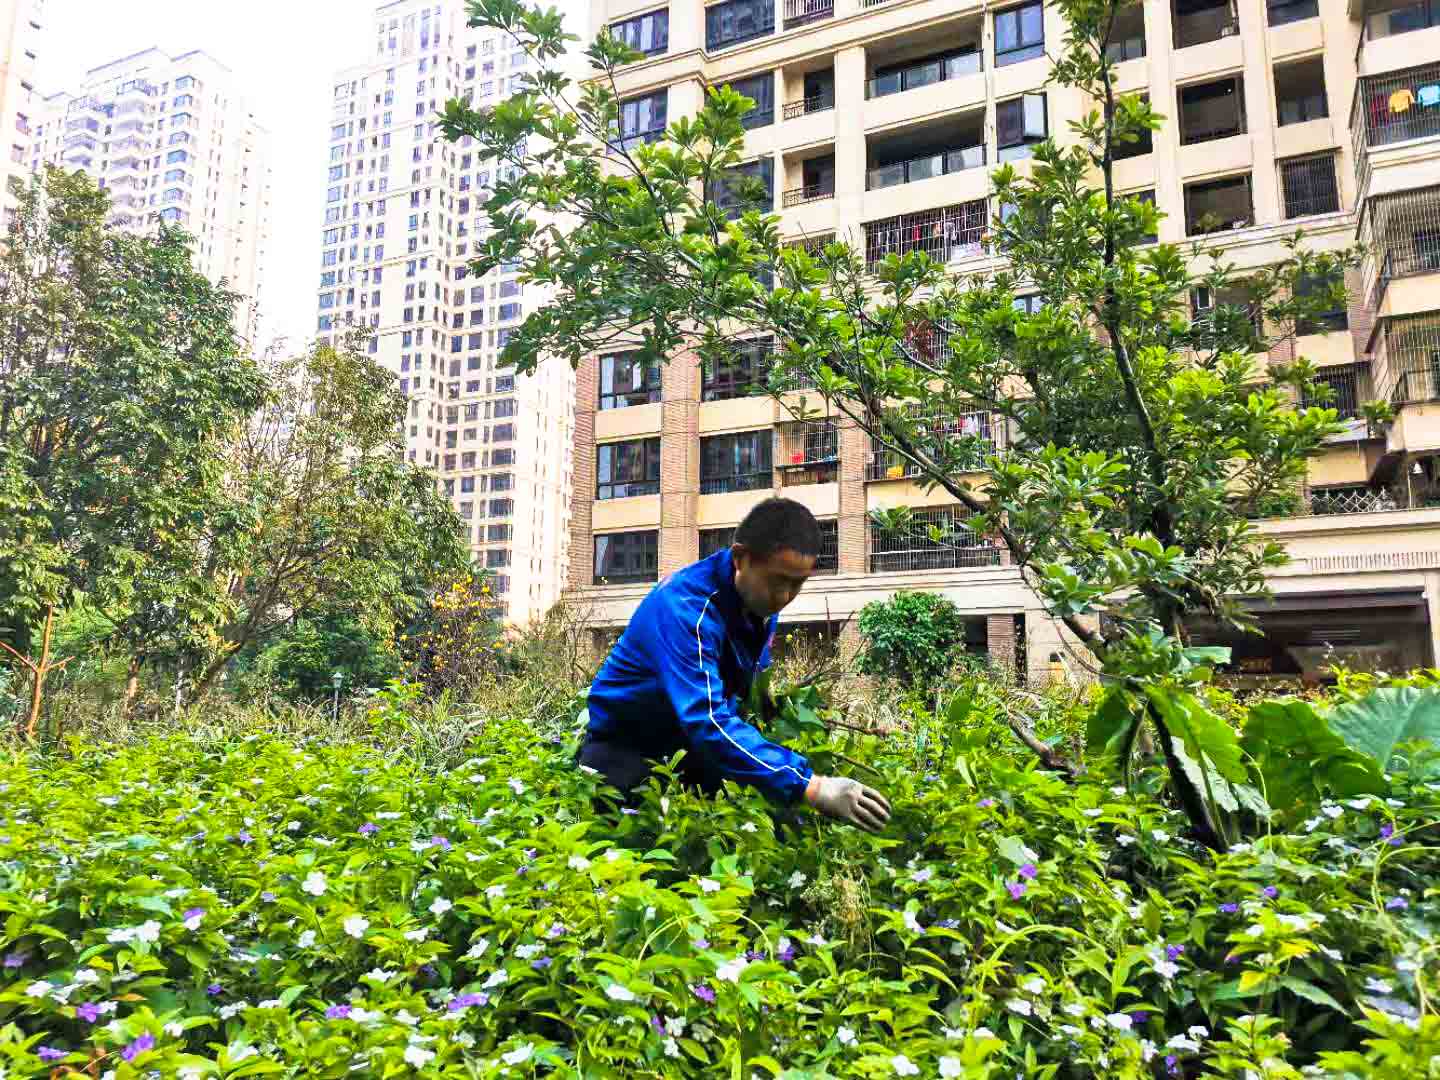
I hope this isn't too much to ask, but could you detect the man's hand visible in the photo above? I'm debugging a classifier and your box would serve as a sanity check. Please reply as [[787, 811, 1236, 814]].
[[804, 775, 891, 833]]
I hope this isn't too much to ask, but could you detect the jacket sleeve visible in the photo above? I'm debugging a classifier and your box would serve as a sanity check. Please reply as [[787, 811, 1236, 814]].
[[657, 599, 812, 803]]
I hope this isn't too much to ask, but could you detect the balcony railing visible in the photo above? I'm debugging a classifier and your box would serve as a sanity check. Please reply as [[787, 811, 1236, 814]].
[[865, 200, 987, 268], [1364, 0, 1439, 40], [1380, 313, 1440, 403], [1173, 5, 1239, 48], [1351, 61, 1440, 195], [783, 182, 834, 207], [1185, 176, 1254, 235], [1366, 185, 1440, 302], [866, 51, 982, 99], [1279, 153, 1341, 219], [869, 505, 1003, 573], [867, 145, 985, 190], [866, 411, 1004, 479], [784, 0, 834, 28], [783, 92, 834, 119]]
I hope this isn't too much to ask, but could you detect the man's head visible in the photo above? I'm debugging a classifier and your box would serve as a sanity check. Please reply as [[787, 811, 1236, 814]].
[[730, 498, 821, 619]]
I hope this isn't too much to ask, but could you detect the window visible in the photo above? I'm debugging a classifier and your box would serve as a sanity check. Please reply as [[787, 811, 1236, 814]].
[[699, 527, 737, 559], [1185, 174, 1253, 234], [1295, 272, 1349, 335], [706, 0, 775, 51], [708, 158, 774, 218], [724, 73, 775, 130], [996, 94, 1048, 161], [610, 8, 669, 55], [1301, 363, 1362, 419], [597, 437, 662, 499], [1173, 0, 1238, 48], [1274, 59, 1328, 126], [487, 549, 512, 569], [489, 498, 515, 516], [868, 49, 982, 99], [701, 430, 773, 494], [173, 94, 193, 108], [1280, 154, 1340, 218], [594, 531, 659, 585], [600, 351, 662, 409], [1267, 0, 1318, 24], [166, 149, 187, 164], [865, 200, 987, 267], [617, 91, 667, 147], [703, 338, 773, 401], [494, 398, 516, 418], [1113, 95, 1154, 158], [994, 2, 1044, 66], [498, 302, 522, 320], [1179, 78, 1245, 144]]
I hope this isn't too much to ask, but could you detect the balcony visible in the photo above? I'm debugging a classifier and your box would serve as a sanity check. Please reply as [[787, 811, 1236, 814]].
[[867, 410, 1004, 479], [865, 200, 987, 268], [1364, 185, 1440, 304], [867, 114, 986, 191], [866, 48, 981, 100], [868, 505, 1003, 573], [777, 420, 839, 485], [783, 86, 834, 120], [700, 430, 774, 494], [1350, 61, 1440, 196], [1363, 0, 1439, 41], [867, 145, 985, 190], [1173, 0, 1238, 48], [1377, 313, 1440, 404], [1179, 77, 1246, 145], [784, 0, 833, 29], [783, 181, 834, 207], [1184, 174, 1254, 235], [1279, 153, 1341, 218], [1267, 0, 1318, 24]]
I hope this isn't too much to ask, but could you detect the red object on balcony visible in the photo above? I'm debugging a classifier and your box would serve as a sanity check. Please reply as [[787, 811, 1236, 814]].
[[791, 452, 805, 464]]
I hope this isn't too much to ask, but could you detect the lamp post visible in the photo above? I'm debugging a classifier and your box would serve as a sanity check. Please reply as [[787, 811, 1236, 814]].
[[331, 671, 344, 725]]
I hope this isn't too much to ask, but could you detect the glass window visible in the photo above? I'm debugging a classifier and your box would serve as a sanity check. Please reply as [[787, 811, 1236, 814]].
[[610, 8, 670, 55], [995, 1, 1045, 65], [166, 149, 188, 164], [708, 158, 774, 218], [599, 351, 662, 409], [706, 0, 776, 50], [702, 337, 774, 401], [594, 531, 659, 585], [617, 91, 667, 147], [700, 430, 773, 494], [699, 527, 736, 559], [597, 437, 662, 499], [996, 93, 1048, 160], [724, 72, 775, 129]]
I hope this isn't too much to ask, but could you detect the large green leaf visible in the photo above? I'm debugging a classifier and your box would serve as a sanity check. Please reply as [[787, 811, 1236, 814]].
[[1087, 686, 1138, 757], [1326, 687, 1440, 769], [1145, 686, 1248, 784], [1242, 699, 1384, 811]]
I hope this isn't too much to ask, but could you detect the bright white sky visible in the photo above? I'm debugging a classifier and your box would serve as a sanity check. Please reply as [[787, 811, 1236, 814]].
[[40, 0, 585, 355]]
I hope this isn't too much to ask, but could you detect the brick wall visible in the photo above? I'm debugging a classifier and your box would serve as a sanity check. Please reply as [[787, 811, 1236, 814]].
[[568, 356, 598, 590], [661, 352, 700, 574], [838, 415, 869, 573]]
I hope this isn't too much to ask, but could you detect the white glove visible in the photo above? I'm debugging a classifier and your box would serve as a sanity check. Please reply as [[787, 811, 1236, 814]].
[[804, 775, 891, 833]]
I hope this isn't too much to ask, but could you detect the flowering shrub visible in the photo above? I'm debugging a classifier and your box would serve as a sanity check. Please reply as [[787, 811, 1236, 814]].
[[0, 690, 1436, 1077]]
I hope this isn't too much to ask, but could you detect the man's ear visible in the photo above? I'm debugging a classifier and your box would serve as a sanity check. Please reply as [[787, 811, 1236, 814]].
[[730, 543, 749, 572]]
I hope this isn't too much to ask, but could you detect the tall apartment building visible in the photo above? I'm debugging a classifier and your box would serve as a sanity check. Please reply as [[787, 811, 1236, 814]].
[[29, 49, 272, 343], [567, 0, 1440, 684], [317, 0, 576, 625], [0, 0, 43, 222]]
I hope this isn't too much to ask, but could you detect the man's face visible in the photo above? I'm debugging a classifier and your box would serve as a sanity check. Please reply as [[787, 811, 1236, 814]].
[[732, 544, 816, 619]]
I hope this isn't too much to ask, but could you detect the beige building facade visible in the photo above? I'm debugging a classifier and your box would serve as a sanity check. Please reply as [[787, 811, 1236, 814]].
[[29, 49, 272, 344], [0, 0, 43, 223], [566, 0, 1440, 683], [317, 0, 576, 625]]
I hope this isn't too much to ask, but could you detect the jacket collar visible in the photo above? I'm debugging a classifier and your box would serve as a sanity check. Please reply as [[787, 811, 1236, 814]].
[[709, 547, 768, 635]]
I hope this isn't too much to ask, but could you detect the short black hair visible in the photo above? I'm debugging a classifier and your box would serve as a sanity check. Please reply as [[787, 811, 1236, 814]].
[[734, 497, 821, 560]]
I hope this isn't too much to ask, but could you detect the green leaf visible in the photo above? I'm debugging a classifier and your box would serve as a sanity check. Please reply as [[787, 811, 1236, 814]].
[[1325, 687, 1440, 770], [1278, 975, 1346, 1013], [278, 984, 308, 1008], [996, 835, 1034, 867], [1087, 686, 1138, 757], [1242, 699, 1384, 812], [1145, 687, 1247, 784]]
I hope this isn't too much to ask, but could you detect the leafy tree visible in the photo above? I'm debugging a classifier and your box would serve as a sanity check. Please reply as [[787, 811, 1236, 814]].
[[236, 610, 405, 702], [187, 335, 473, 699], [0, 168, 267, 723], [856, 592, 971, 688], [443, 0, 1369, 848]]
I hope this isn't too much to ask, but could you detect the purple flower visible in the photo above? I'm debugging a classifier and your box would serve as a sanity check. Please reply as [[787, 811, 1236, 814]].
[[1385, 897, 1409, 911], [206, 983, 223, 996], [745, 949, 763, 962], [692, 983, 716, 1004], [37, 1046, 66, 1063], [546, 922, 567, 939], [2, 950, 28, 969], [236, 830, 253, 845], [430, 835, 451, 851], [1130, 1010, 1149, 1025], [977, 798, 996, 809], [516, 865, 529, 876], [1018, 863, 1038, 880], [621, 808, 640, 816], [1166, 1054, 1179, 1076], [1261, 886, 1278, 899], [183, 906, 205, 921], [1218, 902, 1239, 914], [1379, 823, 1394, 839], [525, 847, 538, 859], [693, 937, 710, 950], [448, 992, 488, 1012], [358, 822, 378, 836], [1007, 881, 1028, 899], [1165, 943, 1185, 961], [531, 955, 553, 970], [421, 963, 438, 978], [936, 918, 959, 929], [924, 774, 939, 782], [325, 1004, 352, 1020], [76, 1002, 101, 1023], [261, 891, 276, 903], [651, 1015, 665, 1034], [121, 1033, 156, 1062], [777, 942, 796, 963]]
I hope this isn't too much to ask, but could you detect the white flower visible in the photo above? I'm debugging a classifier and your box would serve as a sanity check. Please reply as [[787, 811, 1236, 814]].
[[402, 1045, 435, 1067], [1110, 785, 1126, 796], [219, 1000, 249, 1019], [903, 909, 924, 934], [1023, 976, 1044, 994], [1152, 829, 1169, 842], [429, 897, 453, 916], [890, 1053, 920, 1076], [788, 871, 807, 889], [1166, 1034, 1201, 1052], [466, 937, 491, 959], [1365, 977, 1394, 993], [501, 1043, 533, 1065], [605, 983, 637, 1002], [164, 1022, 184, 1037], [508, 779, 525, 795], [664, 1016, 687, 1036], [1321, 803, 1344, 819], [698, 878, 720, 893], [485, 884, 505, 899], [395, 1009, 419, 1026], [939, 1056, 963, 1078], [1083, 808, 1104, 818], [1187, 1025, 1209, 1039], [1115, 833, 1136, 847], [911, 867, 933, 884], [375, 811, 402, 820], [1006, 998, 1033, 1016], [973, 1027, 995, 1040], [258, 999, 281, 1009], [73, 969, 100, 985], [136, 920, 161, 944], [807, 933, 828, 947], [230, 1045, 257, 1063], [942, 1025, 964, 1040], [515, 943, 544, 959], [1141, 1038, 1158, 1062], [343, 915, 370, 939], [183, 911, 204, 931], [663, 1036, 680, 1058], [1245, 924, 1266, 938], [302, 872, 327, 896], [298, 930, 317, 948], [741, 822, 758, 833], [1063, 1002, 1086, 1017], [24, 981, 50, 998], [568, 855, 591, 871], [365, 968, 394, 983], [285, 820, 302, 832], [349, 1007, 377, 1022], [483, 969, 509, 989], [404, 928, 429, 942], [1105, 1012, 1134, 1032], [716, 957, 750, 983]]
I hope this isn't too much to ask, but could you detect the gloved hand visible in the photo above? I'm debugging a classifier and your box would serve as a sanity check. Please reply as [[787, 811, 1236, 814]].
[[804, 775, 891, 833]]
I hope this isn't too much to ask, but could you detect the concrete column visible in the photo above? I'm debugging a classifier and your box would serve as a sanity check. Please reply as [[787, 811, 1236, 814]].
[[667, 0, 706, 54], [661, 351, 700, 574], [837, 414, 869, 573], [569, 356, 598, 590], [1237, 0, 1281, 225], [833, 45, 868, 243]]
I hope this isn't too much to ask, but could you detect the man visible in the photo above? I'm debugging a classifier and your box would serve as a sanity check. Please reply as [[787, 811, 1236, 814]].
[[578, 497, 891, 832]]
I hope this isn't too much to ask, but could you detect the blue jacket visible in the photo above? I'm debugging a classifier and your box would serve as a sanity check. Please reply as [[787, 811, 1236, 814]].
[[585, 548, 814, 803]]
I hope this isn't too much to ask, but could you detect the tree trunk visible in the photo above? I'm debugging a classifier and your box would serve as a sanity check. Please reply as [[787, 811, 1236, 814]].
[[121, 653, 144, 718], [23, 606, 55, 740]]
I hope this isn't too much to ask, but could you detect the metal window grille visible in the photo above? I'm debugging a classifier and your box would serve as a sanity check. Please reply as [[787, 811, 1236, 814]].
[[777, 420, 839, 486], [700, 431, 774, 494], [1364, 185, 1440, 301], [864, 200, 986, 269], [784, 0, 833, 28], [1351, 61, 1440, 196], [1301, 363, 1363, 419], [699, 526, 736, 559], [594, 531, 659, 585], [1184, 174, 1253, 234], [786, 232, 835, 257], [869, 505, 1003, 573], [1381, 313, 1440, 404], [1279, 153, 1340, 219], [596, 437, 662, 500], [1172, 0, 1238, 48], [814, 519, 839, 574], [703, 338, 774, 401], [867, 411, 1005, 479], [1306, 485, 1406, 515]]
